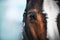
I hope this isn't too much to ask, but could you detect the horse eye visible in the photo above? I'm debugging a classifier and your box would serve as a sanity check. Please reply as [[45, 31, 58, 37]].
[[27, 12, 37, 22]]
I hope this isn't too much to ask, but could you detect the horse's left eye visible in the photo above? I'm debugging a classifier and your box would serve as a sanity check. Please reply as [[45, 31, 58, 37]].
[[27, 12, 37, 22]]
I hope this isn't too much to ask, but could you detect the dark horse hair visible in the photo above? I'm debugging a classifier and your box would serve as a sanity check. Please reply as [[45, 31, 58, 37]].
[[56, 0, 60, 35], [23, 0, 60, 40]]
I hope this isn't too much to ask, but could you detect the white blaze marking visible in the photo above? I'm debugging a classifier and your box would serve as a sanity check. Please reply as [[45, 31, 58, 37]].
[[43, 0, 60, 40]]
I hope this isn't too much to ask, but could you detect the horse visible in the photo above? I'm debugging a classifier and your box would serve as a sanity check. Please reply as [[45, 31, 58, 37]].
[[23, 0, 60, 40], [23, 0, 47, 40]]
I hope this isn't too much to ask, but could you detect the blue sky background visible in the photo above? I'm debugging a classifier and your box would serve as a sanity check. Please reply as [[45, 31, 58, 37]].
[[0, 0, 26, 40]]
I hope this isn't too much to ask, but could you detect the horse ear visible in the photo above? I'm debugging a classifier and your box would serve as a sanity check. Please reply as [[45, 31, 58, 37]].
[[23, 11, 27, 22]]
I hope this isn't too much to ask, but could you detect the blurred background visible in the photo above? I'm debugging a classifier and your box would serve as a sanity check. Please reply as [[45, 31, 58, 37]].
[[0, 0, 26, 40]]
